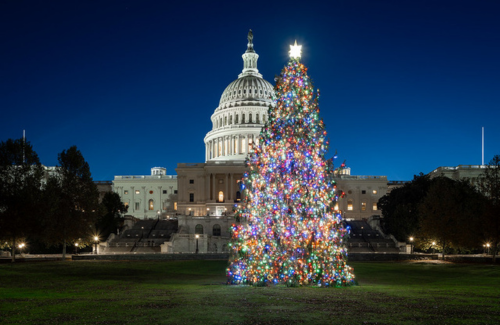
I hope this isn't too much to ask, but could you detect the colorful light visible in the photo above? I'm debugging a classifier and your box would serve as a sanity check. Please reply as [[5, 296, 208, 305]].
[[227, 53, 355, 287]]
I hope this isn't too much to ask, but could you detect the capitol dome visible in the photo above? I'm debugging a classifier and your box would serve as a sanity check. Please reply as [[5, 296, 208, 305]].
[[204, 31, 275, 162]]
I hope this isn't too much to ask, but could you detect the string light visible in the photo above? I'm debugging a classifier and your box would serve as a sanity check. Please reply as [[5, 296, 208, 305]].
[[227, 50, 355, 287]]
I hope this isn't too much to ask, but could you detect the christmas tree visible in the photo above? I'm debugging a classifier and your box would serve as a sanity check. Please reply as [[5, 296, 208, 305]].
[[227, 41, 355, 287]]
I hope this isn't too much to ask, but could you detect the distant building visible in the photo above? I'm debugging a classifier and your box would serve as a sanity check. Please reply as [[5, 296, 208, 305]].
[[335, 168, 387, 221], [113, 167, 178, 220], [428, 164, 487, 188]]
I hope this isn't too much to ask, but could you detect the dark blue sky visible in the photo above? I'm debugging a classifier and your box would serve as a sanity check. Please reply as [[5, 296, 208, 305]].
[[1, 0, 499, 181]]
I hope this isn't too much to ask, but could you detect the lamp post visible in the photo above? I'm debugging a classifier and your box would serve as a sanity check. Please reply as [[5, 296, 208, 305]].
[[432, 241, 436, 255], [18, 243, 25, 257], [195, 234, 199, 254], [94, 236, 99, 255], [74, 242, 79, 255], [157, 210, 160, 220], [486, 243, 491, 255], [207, 207, 210, 216], [409, 237, 414, 255]]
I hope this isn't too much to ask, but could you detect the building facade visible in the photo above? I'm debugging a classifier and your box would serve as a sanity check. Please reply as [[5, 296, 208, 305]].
[[113, 167, 178, 219]]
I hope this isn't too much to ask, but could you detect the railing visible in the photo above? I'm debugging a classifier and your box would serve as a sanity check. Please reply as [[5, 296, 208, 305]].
[[339, 175, 387, 180], [114, 175, 177, 180]]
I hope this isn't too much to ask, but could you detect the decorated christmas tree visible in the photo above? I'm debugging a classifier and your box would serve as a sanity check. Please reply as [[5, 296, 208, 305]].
[[227, 41, 355, 287]]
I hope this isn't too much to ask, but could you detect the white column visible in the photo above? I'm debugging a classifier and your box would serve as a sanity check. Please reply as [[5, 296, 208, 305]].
[[205, 173, 210, 201], [212, 174, 216, 201], [229, 173, 233, 200], [131, 186, 135, 212], [225, 173, 228, 202]]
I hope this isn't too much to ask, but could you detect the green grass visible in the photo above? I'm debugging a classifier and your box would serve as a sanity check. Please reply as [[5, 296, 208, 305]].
[[0, 260, 499, 324]]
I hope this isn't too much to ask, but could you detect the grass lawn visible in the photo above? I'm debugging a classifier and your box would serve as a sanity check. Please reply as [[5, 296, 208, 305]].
[[0, 260, 499, 324]]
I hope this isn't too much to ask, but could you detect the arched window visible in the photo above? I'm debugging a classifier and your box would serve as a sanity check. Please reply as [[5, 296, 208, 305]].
[[148, 199, 154, 210], [218, 191, 224, 203], [242, 114, 245, 123], [347, 199, 353, 211], [224, 116, 227, 125], [249, 113, 252, 123], [213, 224, 221, 236], [229, 115, 232, 125], [236, 191, 241, 201], [256, 114, 259, 123], [235, 114, 239, 124], [195, 224, 203, 234]]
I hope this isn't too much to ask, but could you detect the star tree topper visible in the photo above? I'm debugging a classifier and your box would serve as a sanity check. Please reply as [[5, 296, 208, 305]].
[[289, 40, 302, 59]]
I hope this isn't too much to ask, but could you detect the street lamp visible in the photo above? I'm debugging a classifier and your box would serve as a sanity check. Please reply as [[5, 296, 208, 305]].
[[195, 234, 199, 254], [207, 207, 210, 216], [409, 237, 414, 255], [74, 242, 79, 255], [432, 241, 436, 255], [94, 236, 99, 255], [18, 243, 25, 256], [486, 243, 491, 255]]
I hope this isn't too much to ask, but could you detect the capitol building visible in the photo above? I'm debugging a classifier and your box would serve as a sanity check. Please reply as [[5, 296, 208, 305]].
[[108, 32, 387, 254]]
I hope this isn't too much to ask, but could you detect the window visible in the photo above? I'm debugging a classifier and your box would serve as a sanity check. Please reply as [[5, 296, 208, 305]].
[[362, 190, 366, 194], [224, 116, 227, 125], [242, 114, 245, 123], [213, 224, 221, 236], [256, 114, 259, 123], [174, 202, 177, 210], [149, 199, 154, 210], [195, 224, 203, 234], [163, 190, 167, 194], [189, 179, 194, 184], [236, 191, 241, 201], [174, 190, 178, 194], [373, 190, 377, 194], [235, 114, 239, 124], [135, 202, 140, 210], [124, 190, 129, 195], [249, 113, 252, 123], [361, 202, 367, 211], [218, 191, 224, 203], [189, 193, 194, 202], [373, 202, 378, 210], [347, 199, 353, 211], [135, 190, 140, 194], [229, 115, 232, 125], [124, 202, 129, 208]]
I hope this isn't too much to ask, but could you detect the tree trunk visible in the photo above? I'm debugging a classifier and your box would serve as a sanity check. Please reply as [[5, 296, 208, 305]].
[[62, 239, 66, 260], [441, 242, 446, 261], [11, 236, 16, 263], [493, 244, 497, 264]]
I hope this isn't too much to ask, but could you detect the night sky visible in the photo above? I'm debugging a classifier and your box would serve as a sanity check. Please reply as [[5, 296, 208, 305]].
[[1, 0, 499, 181]]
